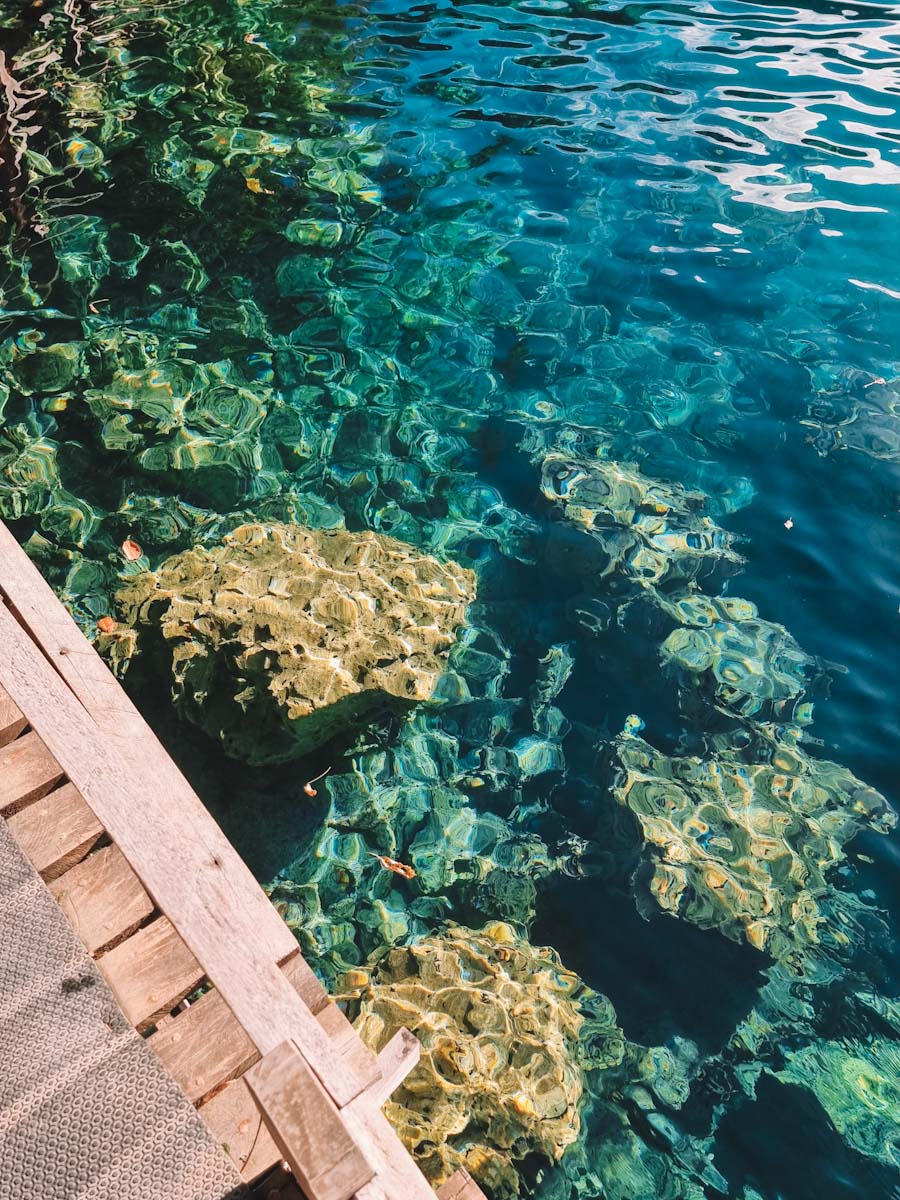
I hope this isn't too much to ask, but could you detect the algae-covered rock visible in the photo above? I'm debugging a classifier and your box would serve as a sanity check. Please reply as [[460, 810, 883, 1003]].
[[778, 1037, 900, 1167], [340, 924, 624, 1197], [659, 593, 817, 724], [540, 451, 742, 591], [116, 522, 475, 763], [613, 730, 895, 958]]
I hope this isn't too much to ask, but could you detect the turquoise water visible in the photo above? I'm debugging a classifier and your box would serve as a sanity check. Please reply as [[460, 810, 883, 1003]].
[[2, 0, 900, 1196]]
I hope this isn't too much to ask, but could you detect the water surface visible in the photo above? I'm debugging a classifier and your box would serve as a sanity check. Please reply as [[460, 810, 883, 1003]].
[[1, 0, 899, 1196]]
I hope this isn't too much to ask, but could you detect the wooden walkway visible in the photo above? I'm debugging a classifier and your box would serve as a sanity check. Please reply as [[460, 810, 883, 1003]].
[[0, 519, 485, 1200]]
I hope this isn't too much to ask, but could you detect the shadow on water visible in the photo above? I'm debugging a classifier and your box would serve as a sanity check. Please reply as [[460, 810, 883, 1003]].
[[122, 669, 333, 881]]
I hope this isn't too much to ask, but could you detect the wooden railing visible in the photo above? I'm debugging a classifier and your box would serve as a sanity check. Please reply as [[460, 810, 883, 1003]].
[[0, 520, 485, 1200]]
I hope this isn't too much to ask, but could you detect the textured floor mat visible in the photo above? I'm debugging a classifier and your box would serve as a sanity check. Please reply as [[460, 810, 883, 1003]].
[[0, 816, 248, 1200]]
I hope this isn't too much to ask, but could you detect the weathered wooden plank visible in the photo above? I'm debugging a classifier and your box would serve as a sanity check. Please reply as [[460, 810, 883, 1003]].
[[0, 729, 64, 815], [245, 1040, 375, 1200], [199, 1077, 283, 1182], [149, 956, 377, 1106], [316, 1001, 379, 1080], [0, 522, 148, 742], [150, 985, 258, 1104], [365, 1029, 419, 1108], [6, 781, 103, 879], [96, 915, 205, 1031], [227, 1055, 438, 1200], [341, 1094, 437, 1200], [280, 948, 331, 1015], [198, 1040, 423, 1194], [0, 681, 27, 747], [0, 596, 374, 1106], [436, 1169, 489, 1200], [50, 842, 154, 954]]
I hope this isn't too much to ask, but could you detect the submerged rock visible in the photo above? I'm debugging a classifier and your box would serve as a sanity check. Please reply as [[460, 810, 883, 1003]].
[[613, 731, 895, 958], [339, 923, 623, 1197], [116, 522, 475, 763], [540, 451, 742, 592], [262, 697, 571, 986], [659, 592, 818, 724], [778, 1037, 900, 1167]]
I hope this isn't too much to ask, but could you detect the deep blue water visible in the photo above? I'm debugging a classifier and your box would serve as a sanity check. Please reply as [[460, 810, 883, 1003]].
[[2, 0, 899, 1195], [227, 1, 900, 1192]]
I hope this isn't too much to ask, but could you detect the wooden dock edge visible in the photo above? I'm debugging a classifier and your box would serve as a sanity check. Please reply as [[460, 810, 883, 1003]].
[[0, 521, 485, 1200]]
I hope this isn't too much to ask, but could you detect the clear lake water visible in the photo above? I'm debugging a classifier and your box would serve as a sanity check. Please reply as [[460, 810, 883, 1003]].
[[1, 0, 899, 1196]]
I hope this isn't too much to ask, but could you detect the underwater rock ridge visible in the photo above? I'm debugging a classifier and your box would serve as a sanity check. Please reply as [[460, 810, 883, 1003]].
[[538, 449, 744, 595], [115, 521, 476, 764]]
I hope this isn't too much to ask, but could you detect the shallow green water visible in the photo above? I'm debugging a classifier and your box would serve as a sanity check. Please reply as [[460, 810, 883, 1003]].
[[1, 0, 899, 1196]]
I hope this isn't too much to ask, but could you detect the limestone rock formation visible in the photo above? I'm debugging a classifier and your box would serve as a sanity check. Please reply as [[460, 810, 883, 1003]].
[[116, 522, 475, 763], [613, 730, 896, 958], [339, 924, 624, 1197], [540, 451, 742, 591]]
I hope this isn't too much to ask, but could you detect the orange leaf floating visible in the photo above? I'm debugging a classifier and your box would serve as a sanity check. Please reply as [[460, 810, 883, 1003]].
[[369, 852, 416, 880], [97, 616, 118, 634], [245, 177, 274, 195], [303, 766, 331, 797], [121, 538, 142, 561]]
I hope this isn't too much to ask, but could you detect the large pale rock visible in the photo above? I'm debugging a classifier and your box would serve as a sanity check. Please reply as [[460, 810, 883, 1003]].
[[339, 924, 624, 1198], [117, 522, 475, 763]]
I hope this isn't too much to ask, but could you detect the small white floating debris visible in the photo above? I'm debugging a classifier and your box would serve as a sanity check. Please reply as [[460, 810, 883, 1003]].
[[784, 517, 794, 530]]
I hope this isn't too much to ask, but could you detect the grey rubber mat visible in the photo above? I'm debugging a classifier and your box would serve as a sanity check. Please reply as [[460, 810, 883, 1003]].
[[0, 816, 249, 1200]]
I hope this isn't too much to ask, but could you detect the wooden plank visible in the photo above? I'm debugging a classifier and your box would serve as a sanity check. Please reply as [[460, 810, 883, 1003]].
[[436, 1169, 489, 1200], [149, 958, 377, 1107], [213, 1052, 436, 1200], [150, 985, 257, 1104], [50, 842, 154, 954], [0, 522, 148, 742], [199, 1077, 283, 1183], [365, 1030, 419, 1108], [0, 681, 27, 747], [280, 948, 331, 1015], [340, 1094, 437, 1200], [197, 1022, 418, 1193], [245, 1040, 375, 1200], [0, 596, 374, 1106], [0, 729, 64, 815], [96, 915, 205, 1031], [316, 1001, 378, 1080], [6, 781, 103, 879]]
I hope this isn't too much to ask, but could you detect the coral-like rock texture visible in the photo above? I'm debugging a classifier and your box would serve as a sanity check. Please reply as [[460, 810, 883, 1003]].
[[659, 593, 817, 724], [117, 522, 475, 763], [778, 1036, 900, 1167], [613, 731, 895, 958], [339, 924, 623, 1197], [540, 451, 742, 591]]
